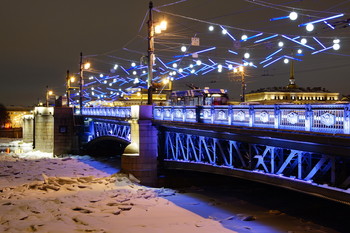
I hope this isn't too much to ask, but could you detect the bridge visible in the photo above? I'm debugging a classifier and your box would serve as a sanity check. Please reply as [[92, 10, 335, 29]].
[[25, 104, 350, 204]]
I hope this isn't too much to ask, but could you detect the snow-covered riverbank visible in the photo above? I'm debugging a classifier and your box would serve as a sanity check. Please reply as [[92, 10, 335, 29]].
[[0, 138, 343, 232]]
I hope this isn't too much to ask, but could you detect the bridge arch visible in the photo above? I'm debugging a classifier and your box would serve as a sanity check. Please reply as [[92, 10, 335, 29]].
[[84, 136, 130, 157]]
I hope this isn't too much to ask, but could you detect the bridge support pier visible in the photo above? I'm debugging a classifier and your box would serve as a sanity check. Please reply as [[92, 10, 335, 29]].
[[121, 105, 158, 186]]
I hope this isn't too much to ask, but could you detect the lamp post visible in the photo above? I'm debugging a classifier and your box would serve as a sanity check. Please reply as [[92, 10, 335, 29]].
[[46, 85, 53, 107], [147, 1, 155, 105], [66, 70, 70, 107], [234, 66, 246, 102], [66, 70, 77, 107], [147, 1, 167, 105], [79, 52, 90, 113]]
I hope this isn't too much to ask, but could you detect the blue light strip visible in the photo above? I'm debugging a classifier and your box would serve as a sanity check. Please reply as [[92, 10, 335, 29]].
[[165, 58, 181, 66], [324, 21, 335, 29], [313, 37, 326, 49], [242, 59, 257, 68], [201, 67, 216, 75], [225, 60, 243, 66], [228, 50, 238, 55], [120, 66, 130, 75], [266, 48, 283, 59], [84, 81, 97, 86], [270, 16, 289, 21], [284, 55, 302, 61], [299, 13, 344, 27], [281, 35, 315, 50], [254, 34, 278, 43], [263, 56, 283, 68], [156, 57, 169, 68], [219, 25, 236, 41], [173, 47, 216, 58], [195, 64, 211, 74], [260, 57, 272, 64], [311, 46, 333, 55], [241, 33, 263, 42], [208, 59, 216, 65]]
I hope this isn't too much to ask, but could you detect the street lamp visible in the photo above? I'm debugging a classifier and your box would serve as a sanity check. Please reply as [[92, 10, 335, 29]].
[[66, 70, 77, 107], [147, 1, 167, 105], [234, 66, 246, 102], [79, 52, 91, 112], [46, 86, 53, 107]]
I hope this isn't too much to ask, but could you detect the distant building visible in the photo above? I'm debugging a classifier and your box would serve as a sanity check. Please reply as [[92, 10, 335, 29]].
[[245, 61, 340, 104], [6, 106, 33, 128]]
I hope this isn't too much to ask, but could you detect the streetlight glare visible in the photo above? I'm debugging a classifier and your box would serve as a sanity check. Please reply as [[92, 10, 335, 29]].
[[160, 20, 167, 31], [70, 76, 75, 83], [48, 91, 53, 95], [84, 62, 91, 70], [155, 25, 162, 34]]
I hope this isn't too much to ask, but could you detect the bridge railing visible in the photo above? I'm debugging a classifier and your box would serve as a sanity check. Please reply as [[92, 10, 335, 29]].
[[81, 107, 132, 118], [154, 104, 350, 134]]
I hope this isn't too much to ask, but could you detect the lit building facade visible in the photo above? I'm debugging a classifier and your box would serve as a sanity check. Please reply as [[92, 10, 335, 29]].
[[6, 106, 32, 128], [245, 62, 340, 104]]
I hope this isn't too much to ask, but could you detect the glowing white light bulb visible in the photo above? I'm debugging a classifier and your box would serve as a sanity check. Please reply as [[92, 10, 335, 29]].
[[100, 74, 103, 77], [218, 64, 223, 69], [189, 64, 194, 68], [297, 49, 303, 54], [278, 41, 284, 47], [289, 11, 298, 21], [134, 78, 139, 84], [306, 23, 314, 32], [300, 38, 307, 44], [228, 64, 233, 69], [131, 62, 136, 67], [133, 71, 137, 75], [103, 80, 107, 84], [172, 63, 178, 68], [244, 52, 250, 59], [191, 69, 195, 73], [241, 35, 248, 41], [222, 29, 227, 35], [284, 58, 289, 64], [196, 60, 202, 66], [114, 64, 118, 70], [160, 20, 167, 31], [142, 70, 146, 74], [249, 62, 253, 66], [179, 68, 183, 73], [333, 39, 340, 44], [209, 25, 214, 31], [333, 43, 340, 50], [181, 46, 187, 52]]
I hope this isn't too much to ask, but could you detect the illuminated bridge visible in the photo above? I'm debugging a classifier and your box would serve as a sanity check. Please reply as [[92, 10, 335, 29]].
[[80, 104, 350, 204]]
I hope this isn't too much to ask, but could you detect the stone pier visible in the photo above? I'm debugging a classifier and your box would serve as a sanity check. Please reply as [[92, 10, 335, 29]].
[[121, 105, 158, 186]]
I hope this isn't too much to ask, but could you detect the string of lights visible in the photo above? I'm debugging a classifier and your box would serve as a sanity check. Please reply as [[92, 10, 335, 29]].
[[66, 1, 350, 107]]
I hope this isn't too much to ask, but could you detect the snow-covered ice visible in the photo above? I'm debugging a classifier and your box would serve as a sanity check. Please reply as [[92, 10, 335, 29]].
[[0, 138, 344, 232]]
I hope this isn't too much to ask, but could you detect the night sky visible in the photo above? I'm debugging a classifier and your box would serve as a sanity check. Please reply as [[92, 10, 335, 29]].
[[1, 0, 350, 106]]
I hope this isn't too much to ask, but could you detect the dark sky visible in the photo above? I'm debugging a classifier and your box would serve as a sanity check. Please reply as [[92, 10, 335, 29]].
[[1, 0, 350, 106]]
